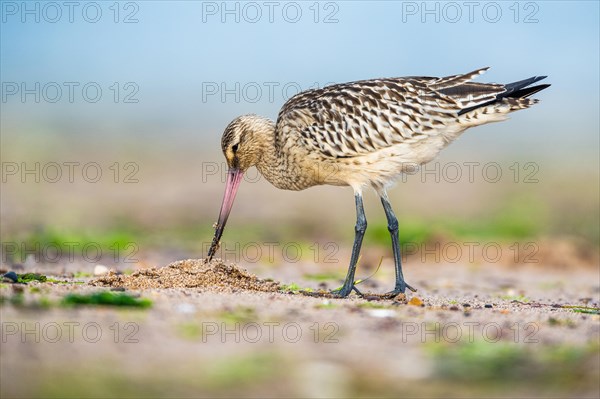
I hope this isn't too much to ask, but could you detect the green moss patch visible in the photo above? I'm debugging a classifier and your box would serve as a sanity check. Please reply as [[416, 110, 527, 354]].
[[17, 273, 48, 283], [62, 291, 151, 308]]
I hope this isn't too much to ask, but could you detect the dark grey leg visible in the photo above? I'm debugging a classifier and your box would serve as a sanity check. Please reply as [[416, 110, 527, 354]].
[[333, 192, 367, 297], [380, 195, 416, 294]]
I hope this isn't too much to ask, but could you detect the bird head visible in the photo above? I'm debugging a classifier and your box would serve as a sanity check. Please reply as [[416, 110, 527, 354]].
[[206, 114, 274, 261], [220, 114, 274, 171]]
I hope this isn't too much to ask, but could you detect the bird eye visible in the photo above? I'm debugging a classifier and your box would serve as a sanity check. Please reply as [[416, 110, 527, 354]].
[[232, 143, 239, 153]]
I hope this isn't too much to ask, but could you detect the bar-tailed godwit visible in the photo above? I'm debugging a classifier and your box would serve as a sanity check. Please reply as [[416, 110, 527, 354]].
[[206, 67, 549, 297]]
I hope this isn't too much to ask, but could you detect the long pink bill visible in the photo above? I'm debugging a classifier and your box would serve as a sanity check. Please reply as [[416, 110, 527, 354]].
[[206, 168, 244, 261]]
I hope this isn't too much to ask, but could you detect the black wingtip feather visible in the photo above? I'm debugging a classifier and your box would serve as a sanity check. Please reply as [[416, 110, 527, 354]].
[[458, 75, 550, 115], [503, 76, 548, 95], [506, 83, 551, 99]]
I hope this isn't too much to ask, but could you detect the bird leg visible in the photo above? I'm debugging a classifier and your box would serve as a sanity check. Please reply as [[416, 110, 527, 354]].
[[332, 193, 367, 298], [380, 195, 416, 295]]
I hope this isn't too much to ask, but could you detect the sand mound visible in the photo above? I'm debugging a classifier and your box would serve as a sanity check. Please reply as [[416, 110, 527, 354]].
[[90, 259, 281, 292]]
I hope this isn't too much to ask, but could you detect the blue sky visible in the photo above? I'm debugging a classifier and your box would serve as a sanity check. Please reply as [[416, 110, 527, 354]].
[[1, 1, 599, 160]]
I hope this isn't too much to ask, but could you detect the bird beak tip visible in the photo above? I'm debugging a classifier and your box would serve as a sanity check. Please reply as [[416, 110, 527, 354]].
[[205, 168, 244, 261]]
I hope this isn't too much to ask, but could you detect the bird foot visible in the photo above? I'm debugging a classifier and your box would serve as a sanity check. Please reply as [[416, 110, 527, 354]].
[[330, 284, 363, 298], [382, 282, 417, 298]]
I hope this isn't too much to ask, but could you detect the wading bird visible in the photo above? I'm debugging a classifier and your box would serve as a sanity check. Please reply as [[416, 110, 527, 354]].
[[206, 67, 549, 297]]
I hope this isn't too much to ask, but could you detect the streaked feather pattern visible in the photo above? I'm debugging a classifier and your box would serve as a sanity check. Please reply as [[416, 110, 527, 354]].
[[275, 68, 545, 159], [214, 67, 550, 297], [219, 68, 548, 191]]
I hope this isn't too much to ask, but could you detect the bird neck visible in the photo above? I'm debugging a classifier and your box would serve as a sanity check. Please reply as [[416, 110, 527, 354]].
[[250, 117, 280, 180], [249, 116, 300, 189]]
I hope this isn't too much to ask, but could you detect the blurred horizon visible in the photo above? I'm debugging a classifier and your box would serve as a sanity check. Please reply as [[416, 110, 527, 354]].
[[1, 0, 599, 264], [2, 1, 598, 149]]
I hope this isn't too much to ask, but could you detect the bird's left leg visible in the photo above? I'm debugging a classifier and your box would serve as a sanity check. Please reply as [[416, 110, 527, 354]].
[[332, 192, 367, 298], [380, 192, 416, 295]]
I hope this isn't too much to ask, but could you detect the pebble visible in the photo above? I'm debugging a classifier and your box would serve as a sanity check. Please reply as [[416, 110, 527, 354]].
[[174, 303, 196, 314], [408, 297, 423, 306], [484, 304, 493, 308], [368, 309, 396, 318], [94, 265, 109, 276], [3, 271, 18, 283]]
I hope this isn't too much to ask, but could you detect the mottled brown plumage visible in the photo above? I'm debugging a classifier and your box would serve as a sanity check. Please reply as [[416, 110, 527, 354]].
[[209, 67, 549, 297], [220, 67, 547, 192]]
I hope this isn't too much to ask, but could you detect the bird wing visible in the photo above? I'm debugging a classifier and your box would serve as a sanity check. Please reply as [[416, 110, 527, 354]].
[[275, 67, 506, 158]]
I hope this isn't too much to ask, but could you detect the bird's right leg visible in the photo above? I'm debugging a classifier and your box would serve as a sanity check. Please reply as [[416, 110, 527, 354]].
[[380, 193, 416, 295], [332, 192, 367, 298]]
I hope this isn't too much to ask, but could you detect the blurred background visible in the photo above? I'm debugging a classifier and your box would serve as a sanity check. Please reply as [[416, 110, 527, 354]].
[[2, 0, 598, 267], [1, 1, 599, 398]]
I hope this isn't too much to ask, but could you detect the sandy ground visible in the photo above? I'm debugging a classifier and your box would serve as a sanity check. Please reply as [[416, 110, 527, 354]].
[[1, 257, 599, 398]]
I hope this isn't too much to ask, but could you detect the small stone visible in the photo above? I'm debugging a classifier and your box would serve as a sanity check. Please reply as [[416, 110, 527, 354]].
[[394, 293, 407, 303], [174, 303, 196, 314], [462, 303, 471, 308], [3, 271, 18, 283], [408, 297, 423, 306], [484, 304, 493, 309], [449, 305, 460, 311], [94, 265, 109, 276], [368, 309, 395, 318]]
